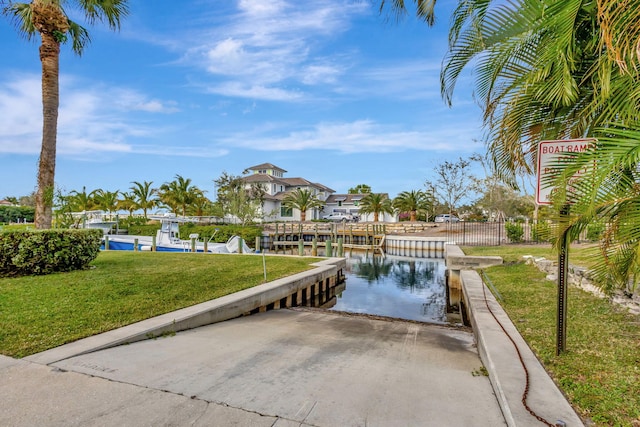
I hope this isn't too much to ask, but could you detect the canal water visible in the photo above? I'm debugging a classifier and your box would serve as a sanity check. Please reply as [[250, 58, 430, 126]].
[[330, 252, 448, 324]]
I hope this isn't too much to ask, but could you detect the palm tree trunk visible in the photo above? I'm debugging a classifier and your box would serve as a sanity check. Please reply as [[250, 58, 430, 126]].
[[35, 32, 61, 229]]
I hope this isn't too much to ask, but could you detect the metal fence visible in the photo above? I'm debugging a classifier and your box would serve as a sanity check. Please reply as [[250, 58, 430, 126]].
[[443, 220, 555, 246]]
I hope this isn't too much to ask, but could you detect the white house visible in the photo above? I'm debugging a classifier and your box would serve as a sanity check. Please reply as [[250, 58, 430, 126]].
[[240, 163, 334, 222], [324, 193, 397, 222]]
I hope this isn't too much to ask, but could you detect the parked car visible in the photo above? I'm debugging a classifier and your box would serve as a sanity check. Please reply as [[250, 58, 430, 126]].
[[434, 214, 460, 223], [323, 213, 354, 222]]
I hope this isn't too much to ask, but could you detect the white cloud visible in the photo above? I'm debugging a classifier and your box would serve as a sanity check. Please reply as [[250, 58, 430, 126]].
[[219, 119, 479, 154], [206, 82, 303, 101], [0, 74, 186, 157], [180, 0, 368, 100]]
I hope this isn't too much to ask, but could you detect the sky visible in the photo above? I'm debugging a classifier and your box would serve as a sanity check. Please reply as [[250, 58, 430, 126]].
[[0, 0, 486, 201]]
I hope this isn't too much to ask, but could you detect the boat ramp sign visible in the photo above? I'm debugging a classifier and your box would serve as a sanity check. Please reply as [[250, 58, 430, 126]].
[[536, 138, 596, 205]]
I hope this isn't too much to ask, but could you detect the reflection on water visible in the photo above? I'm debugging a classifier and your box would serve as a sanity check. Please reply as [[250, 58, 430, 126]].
[[330, 253, 447, 323]]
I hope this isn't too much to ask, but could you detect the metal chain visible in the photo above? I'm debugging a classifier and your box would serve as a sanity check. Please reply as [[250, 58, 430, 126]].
[[480, 269, 556, 427]]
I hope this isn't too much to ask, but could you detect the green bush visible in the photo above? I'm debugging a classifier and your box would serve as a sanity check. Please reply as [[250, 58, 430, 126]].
[[505, 221, 524, 243], [0, 229, 102, 277], [0, 206, 35, 223]]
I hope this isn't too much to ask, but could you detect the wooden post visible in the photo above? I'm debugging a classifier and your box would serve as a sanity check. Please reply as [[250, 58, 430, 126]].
[[326, 239, 333, 257], [312, 237, 318, 256], [104, 236, 110, 250], [191, 237, 196, 253], [238, 237, 244, 254], [151, 235, 156, 252], [337, 238, 343, 257], [204, 239, 208, 253], [134, 238, 139, 252], [298, 239, 304, 256]]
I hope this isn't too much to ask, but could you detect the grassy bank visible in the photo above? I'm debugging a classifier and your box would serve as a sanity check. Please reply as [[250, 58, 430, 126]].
[[463, 245, 640, 426], [0, 251, 319, 358]]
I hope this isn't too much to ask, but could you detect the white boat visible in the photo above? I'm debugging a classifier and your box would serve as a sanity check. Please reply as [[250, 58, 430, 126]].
[[102, 214, 251, 254], [72, 210, 117, 234]]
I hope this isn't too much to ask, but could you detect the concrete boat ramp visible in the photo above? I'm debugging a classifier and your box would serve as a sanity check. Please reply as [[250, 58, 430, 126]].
[[0, 248, 584, 426], [2, 309, 505, 427]]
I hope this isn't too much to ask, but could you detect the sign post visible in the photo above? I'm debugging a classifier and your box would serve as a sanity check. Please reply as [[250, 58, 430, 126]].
[[536, 138, 595, 355]]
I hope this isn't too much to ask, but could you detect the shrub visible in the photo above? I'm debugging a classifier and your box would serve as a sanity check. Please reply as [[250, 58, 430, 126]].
[[0, 206, 35, 223], [0, 229, 102, 277], [505, 221, 524, 243]]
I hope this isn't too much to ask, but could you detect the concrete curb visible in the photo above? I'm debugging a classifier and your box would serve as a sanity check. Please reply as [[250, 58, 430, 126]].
[[461, 269, 584, 427], [25, 257, 345, 366]]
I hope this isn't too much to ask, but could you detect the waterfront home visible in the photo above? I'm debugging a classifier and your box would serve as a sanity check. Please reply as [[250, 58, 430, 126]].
[[324, 193, 397, 222], [241, 163, 335, 222]]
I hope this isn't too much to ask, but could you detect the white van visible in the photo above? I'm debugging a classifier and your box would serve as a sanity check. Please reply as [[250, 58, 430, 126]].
[[434, 214, 460, 223]]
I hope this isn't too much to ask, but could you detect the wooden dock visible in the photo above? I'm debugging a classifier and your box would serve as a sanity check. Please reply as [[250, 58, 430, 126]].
[[267, 223, 386, 255]]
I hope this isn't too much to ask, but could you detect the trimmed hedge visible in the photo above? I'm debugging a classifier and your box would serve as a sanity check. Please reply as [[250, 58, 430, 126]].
[[0, 229, 102, 277]]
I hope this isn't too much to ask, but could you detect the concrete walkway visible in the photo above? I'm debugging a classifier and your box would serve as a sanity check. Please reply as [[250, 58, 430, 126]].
[[1, 309, 506, 427]]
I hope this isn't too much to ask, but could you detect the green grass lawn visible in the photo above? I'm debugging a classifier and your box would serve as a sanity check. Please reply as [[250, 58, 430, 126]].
[[464, 245, 640, 427], [0, 251, 320, 358]]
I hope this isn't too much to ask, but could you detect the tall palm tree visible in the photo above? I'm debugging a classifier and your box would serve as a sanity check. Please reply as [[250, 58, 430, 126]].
[[282, 188, 323, 222], [66, 186, 96, 212], [129, 180, 157, 219], [92, 189, 119, 218], [157, 175, 203, 217], [358, 193, 394, 222], [117, 191, 137, 217], [2, 0, 129, 229], [392, 190, 430, 222]]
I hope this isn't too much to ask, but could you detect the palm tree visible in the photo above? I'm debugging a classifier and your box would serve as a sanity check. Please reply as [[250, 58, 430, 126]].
[[157, 175, 203, 217], [556, 125, 640, 294], [358, 193, 394, 222], [392, 190, 430, 222], [348, 184, 372, 194], [66, 186, 96, 212], [129, 180, 157, 219], [117, 191, 137, 216], [92, 189, 119, 218], [282, 188, 323, 222], [437, 0, 640, 290], [2, 0, 129, 229]]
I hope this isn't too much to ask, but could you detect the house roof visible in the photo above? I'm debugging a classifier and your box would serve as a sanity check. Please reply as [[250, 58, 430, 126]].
[[244, 163, 287, 173], [241, 174, 286, 185]]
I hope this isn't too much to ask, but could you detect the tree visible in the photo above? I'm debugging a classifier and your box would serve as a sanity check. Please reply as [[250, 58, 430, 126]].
[[392, 190, 430, 222], [556, 126, 640, 294], [66, 186, 96, 212], [437, 0, 640, 290], [92, 189, 119, 218], [157, 175, 203, 217], [348, 184, 372, 194], [129, 180, 157, 219], [117, 191, 137, 216], [2, 0, 129, 229], [358, 193, 393, 222], [432, 157, 474, 215], [282, 188, 323, 222], [213, 172, 264, 225]]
